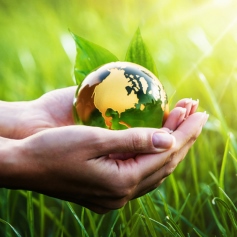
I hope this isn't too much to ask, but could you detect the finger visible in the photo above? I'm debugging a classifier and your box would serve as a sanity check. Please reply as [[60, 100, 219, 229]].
[[131, 135, 196, 199], [162, 107, 187, 132], [163, 98, 199, 131], [172, 111, 208, 148], [88, 127, 176, 157], [190, 99, 199, 115], [130, 112, 208, 198], [31, 126, 175, 161], [175, 98, 199, 117]]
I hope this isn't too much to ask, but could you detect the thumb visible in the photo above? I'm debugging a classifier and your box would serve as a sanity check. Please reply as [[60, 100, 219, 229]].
[[94, 127, 175, 156]]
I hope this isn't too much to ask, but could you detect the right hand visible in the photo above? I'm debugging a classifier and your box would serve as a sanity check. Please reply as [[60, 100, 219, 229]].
[[0, 99, 207, 214]]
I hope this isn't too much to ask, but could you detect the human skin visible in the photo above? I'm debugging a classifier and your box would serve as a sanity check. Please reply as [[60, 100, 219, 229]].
[[0, 87, 208, 214]]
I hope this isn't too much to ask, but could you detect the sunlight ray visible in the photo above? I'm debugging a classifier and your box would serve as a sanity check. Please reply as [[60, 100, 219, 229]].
[[176, 13, 237, 90]]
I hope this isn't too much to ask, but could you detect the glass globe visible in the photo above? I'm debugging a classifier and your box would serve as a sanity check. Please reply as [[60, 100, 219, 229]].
[[73, 61, 168, 130]]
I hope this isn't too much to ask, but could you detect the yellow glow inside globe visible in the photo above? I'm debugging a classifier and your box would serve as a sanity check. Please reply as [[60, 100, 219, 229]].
[[73, 61, 168, 129]]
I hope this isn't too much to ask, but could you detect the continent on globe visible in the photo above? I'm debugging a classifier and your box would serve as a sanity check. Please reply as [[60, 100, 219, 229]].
[[73, 61, 168, 130]]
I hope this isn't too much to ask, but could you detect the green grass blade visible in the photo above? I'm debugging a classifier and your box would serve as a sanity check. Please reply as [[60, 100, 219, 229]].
[[208, 200, 227, 236], [219, 188, 237, 212], [108, 211, 120, 237], [126, 212, 142, 236], [189, 147, 205, 229], [0, 218, 22, 237], [95, 213, 106, 235], [155, 199, 208, 236], [138, 214, 150, 237], [84, 208, 99, 236], [119, 207, 143, 236], [138, 197, 158, 236], [219, 135, 230, 190], [66, 202, 89, 237], [169, 174, 180, 210], [229, 151, 237, 163], [143, 194, 162, 221], [39, 194, 45, 237], [117, 206, 131, 236], [174, 193, 190, 223], [193, 228, 206, 237], [138, 214, 174, 236], [157, 190, 173, 218], [27, 191, 34, 237], [212, 197, 237, 230], [54, 202, 65, 237], [152, 191, 188, 236], [209, 172, 219, 186], [80, 207, 85, 237], [165, 216, 185, 237], [19, 191, 71, 237]]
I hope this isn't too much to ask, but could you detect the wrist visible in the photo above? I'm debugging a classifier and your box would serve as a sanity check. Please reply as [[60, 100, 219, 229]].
[[0, 137, 41, 190], [0, 101, 27, 138], [0, 138, 24, 189], [0, 100, 36, 139]]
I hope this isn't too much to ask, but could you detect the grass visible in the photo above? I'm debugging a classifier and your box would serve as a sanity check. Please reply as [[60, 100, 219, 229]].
[[0, 0, 237, 236]]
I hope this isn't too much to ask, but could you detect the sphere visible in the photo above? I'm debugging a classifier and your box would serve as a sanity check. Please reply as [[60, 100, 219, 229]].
[[73, 61, 168, 130]]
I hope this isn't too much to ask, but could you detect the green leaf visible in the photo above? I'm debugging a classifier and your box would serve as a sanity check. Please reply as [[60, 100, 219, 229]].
[[125, 28, 159, 77], [71, 32, 118, 85]]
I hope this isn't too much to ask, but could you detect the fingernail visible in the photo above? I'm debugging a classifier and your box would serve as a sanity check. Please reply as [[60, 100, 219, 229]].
[[192, 99, 199, 106], [202, 111, 209, 125], [177, 108, 187, 126], [184, 98, 192, 105], [152, 132, 175, 152], [190, 99, 199, 114]]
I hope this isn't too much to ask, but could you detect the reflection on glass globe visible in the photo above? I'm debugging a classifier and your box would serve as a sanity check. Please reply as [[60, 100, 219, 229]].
[[73, 61, 168, 130]]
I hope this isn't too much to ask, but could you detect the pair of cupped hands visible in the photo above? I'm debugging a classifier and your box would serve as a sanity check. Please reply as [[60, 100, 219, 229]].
[[0, 86, 208, 214]]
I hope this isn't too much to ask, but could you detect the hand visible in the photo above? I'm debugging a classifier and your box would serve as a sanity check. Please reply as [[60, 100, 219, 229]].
[[1, 99, 208, 214], [3, 86, 195, 139], [1, 86, 77, 139]]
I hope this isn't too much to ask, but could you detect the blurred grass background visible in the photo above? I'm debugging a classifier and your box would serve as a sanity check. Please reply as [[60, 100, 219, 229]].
[[0, 0, 237, 236]]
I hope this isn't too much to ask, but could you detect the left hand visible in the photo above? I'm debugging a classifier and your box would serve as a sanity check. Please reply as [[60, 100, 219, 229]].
[[10, 86, 77, 138], [9, 86, 199, 139]]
